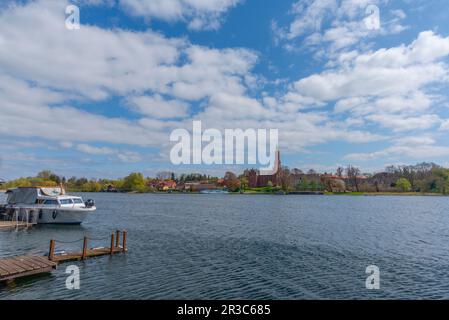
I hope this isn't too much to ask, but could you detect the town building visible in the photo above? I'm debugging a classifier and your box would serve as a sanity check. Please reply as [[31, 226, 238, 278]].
[[245, 149, 282, 188]]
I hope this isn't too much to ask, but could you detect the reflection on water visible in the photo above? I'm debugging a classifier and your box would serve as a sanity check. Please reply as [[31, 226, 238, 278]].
[[1, 192, 449, 299]]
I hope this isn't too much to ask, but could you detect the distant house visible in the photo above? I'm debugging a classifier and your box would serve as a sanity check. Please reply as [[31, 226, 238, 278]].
[[158, 180, 177, 191], [146, 180, 177, 191], [320, 174, 346, 192], [181, 182, 219, 192], [106, 184, 117, 192]]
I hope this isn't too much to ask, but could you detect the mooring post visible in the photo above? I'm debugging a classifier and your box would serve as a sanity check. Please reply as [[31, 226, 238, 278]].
[[82, 237, 88, 260], [110, 233, 115, 255], [48, 239, 55, 261], [116, 230, 120, 248], [122, 230, 127, 252]]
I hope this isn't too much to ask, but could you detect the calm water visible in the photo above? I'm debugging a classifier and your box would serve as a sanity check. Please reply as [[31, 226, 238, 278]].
[[1, 192, 449, 299]]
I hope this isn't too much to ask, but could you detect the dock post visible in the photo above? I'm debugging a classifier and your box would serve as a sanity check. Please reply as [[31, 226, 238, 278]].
[[110, 233, 115, 255], [48, 239, 55, 261], [115, 230, 120, 248], [82, 237, 88, 260], [122, 230, 127, 252]]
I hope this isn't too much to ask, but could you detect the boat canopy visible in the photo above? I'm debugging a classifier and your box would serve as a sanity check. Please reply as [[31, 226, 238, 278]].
[[6, 187, 64, 204]]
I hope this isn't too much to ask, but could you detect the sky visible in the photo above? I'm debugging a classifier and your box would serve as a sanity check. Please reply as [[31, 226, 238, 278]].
[[1, 0, 449, 180]]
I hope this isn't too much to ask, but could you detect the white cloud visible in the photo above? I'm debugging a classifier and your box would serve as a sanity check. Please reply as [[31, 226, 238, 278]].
[[0, 0, 255, 102], [0, 0, 257, 148], [170, 46, 258, 101], [77, 144, 116, 155], [344, 135, 449, 161], [367, 114, 440, 132], [274, 0, 407, 53], [290, 31, 449, 132], [117, 151, 142, 163], [76, 144, 142, 163], [119, 0, 241, 30], [126, 95, 189, 119]]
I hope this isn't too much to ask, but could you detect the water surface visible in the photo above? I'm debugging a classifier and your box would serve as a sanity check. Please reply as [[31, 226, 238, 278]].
[[1, 193, 449, 299]]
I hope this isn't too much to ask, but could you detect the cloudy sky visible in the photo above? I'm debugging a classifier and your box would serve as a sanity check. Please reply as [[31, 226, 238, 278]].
[[1, 0, 449, 179]]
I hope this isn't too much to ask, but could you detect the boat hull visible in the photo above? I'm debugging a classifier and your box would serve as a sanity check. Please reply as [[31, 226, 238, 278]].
[[4, 206, 95, 225], [36, 208, 94, 224]]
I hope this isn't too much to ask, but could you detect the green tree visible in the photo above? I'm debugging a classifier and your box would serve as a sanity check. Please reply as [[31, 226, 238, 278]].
[[122, 172, 146, 192], [396, 178, 412, 192], [81, 181, 102, 192], [296, 178, 307, 191], [432, 168, 449, 195], [239, 176, 249, 190]]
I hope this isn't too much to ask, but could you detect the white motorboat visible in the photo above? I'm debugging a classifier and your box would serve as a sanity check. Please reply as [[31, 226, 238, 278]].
[[0, 187, 95, 225]]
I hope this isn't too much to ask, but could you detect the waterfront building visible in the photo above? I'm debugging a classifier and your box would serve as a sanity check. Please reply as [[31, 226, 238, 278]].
[[245, 149, 282, 188], [182, 182, 218, 192]]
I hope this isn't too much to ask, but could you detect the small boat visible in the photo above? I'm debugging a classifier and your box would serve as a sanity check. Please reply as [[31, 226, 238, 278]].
[[1, 187, 95, 225]]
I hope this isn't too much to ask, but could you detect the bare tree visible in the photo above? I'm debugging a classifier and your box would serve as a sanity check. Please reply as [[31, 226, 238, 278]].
[[279, 166, 292, 191], [156, 171, 174, 181], [346, 165, 361, 192], [336, 167, 344, 177]]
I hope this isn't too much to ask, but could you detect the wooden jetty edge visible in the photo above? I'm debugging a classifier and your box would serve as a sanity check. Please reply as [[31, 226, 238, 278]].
[[0, 256, 57, 282], [0, 230, 127, 283], [0, 221, 37, 230], [49, 230, 128, 263]]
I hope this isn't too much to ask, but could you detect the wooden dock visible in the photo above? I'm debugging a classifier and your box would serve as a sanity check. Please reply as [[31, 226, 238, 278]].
[[0, 256, 56, 282], [48, 230, 128, 263], [0, 221, 36, 230], [0, 230, 127, 282]]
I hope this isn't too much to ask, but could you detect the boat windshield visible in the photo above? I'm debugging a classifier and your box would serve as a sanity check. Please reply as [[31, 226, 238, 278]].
[[43, 199, 58, 205], [73, 198, 83, 204], [60, 199, 74, 205]]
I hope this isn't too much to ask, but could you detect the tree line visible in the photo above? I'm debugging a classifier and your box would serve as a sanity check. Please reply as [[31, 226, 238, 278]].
[[2, 162, 449, 194]]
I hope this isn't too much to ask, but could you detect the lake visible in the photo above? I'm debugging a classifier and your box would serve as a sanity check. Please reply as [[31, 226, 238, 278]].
[[1, 192, 449, 299]]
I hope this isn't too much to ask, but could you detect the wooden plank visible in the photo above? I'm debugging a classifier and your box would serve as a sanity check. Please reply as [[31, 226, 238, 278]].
[[11, 256, 48, 270], [0, 255, 57, 282], [0, 221, 36, 230], [0, 261, 14, 275], [0, 260, 24, 275], [51, 247, 123, 263], [1, 259, 30, 273], [21, 256, 51, 269], [0, 266, 53, 282], [9, 257, 39, 270], [31, 255, 57, 267], [0, 265, 10, 277]]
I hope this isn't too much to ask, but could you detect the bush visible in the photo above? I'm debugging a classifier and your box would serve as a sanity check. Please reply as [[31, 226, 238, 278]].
[[396, 178, 412, 192]]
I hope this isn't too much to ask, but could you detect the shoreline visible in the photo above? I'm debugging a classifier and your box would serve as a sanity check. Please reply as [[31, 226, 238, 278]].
[[2, 188, 446, 197], [64, 190, 448, 197]]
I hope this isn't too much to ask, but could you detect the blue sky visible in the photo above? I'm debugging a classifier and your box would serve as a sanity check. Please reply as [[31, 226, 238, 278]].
[[1, 0, 449, 180]]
